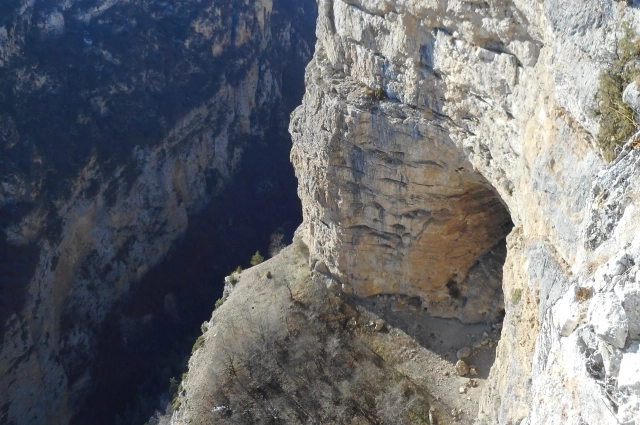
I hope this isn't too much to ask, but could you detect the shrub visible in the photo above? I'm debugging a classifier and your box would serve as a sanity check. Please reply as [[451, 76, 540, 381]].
[[192, 335, 205, 353], [269, 231, 286, 257], [364, 85, 387, 101], [215, 297, 225, 309], [250, 251, 264, 266], [595, 20, 640, 160]]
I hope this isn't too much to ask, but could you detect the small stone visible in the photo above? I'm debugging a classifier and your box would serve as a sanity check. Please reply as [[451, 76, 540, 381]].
[[455, 360, 470, 376], [313, 260, 329, 275], [456, 346, 472, 360], [467, 379, 478, 388], [469, 365, 478, 376], [443, 370, 450, 377], [554, 292, 580, 337], [428, 408, 438, 425], [341, 284, 354, 294], [482, 332, 489, 338], [459, 386, 466, 394], [374, 320, 384, 331]]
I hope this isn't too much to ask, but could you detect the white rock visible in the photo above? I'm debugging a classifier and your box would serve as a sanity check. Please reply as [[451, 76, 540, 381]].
[[553, 291, 580, 337], [623, 81, 640, 116], [588, 292, 629, 349], [618, 347, 640, 392], [621, 289, 640, 340], [599, 340, 623, 377]]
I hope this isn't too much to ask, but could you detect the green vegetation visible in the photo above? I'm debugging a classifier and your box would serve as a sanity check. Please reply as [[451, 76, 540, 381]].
[[250, 250, 265, 266], [191, 335, 205, 354], [595, 21, 640, 161], [266, 271, 273, 279], [214, 296, 225, 309]]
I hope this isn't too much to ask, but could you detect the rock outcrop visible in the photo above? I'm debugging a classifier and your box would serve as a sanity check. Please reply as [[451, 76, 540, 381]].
[[0, 1, 315, 423], [289, 0, 640, 423]]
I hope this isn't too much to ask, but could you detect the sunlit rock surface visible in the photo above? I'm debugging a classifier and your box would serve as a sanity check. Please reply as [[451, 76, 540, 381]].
[[289, 0, 640, 423]]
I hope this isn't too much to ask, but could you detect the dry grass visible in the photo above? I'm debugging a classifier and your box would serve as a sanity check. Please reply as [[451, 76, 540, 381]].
[[595, 21, 640, 161], [175, 237, 501, 425]]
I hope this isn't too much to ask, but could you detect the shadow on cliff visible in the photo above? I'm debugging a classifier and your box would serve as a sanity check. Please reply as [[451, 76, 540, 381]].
[[71, 127, 303, 425], [349, 293, 501, 381]]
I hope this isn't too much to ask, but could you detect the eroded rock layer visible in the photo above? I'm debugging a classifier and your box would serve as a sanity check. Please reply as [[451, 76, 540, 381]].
[[291, 0, 640, 423]]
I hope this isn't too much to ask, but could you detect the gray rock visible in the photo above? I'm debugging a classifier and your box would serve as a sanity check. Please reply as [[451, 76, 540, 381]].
[[623, 81, 640, 116], [622, 289, 640, 341], [455, 360, 470, 376], [457, 347, 472, 360], [618, 347, 640, 392], [588, 292, 629, 349]]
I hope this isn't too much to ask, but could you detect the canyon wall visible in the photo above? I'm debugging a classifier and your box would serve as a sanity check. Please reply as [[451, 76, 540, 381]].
[[0, 1, 315, 423], [290, 0, 640, 423]]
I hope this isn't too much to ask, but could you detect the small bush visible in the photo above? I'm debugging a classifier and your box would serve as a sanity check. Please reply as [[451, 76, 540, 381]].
[[595, 21, 640, 160], [215, 297, 225, 309], [269, 232, 286, 257], [266, 271, 273, 279], [250, 251, 264, 266], [364, 85, 387, 101], [192, 335, 205, 353]]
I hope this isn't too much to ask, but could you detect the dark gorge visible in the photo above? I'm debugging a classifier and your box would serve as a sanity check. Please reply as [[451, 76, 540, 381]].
[[0, 1, 316, 423]]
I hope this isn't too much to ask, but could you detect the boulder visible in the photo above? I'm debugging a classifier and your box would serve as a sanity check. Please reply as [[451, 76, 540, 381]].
[[457, 347, 472, 360], [618, 347, 640, 392], [455, 360, 470, 376], [588, 292, 628, 349]]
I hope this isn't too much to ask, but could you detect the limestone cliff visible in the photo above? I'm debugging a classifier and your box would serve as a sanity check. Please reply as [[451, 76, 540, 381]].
[[288, 0, 640, 423], [0, 1, 315, 423]]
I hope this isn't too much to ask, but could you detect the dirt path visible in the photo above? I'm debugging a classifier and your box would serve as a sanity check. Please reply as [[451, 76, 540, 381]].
[[351, 294, 502, 424]]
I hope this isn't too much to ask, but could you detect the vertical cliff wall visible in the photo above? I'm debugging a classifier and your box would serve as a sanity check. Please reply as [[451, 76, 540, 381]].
[[0, 1, 316, 423], [291, 0, 640, 423]]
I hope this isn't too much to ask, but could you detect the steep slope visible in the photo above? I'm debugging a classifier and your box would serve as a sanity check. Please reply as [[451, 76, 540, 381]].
[[0, 1, 316, 424], [288, 0, 640, 424], [173, 235, 504, 425]]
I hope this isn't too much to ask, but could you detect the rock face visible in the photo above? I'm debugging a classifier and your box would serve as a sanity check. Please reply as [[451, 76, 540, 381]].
[[289, 13, 513, 324], [290, 0, 640, 423], [0, 1, 315, 423]]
